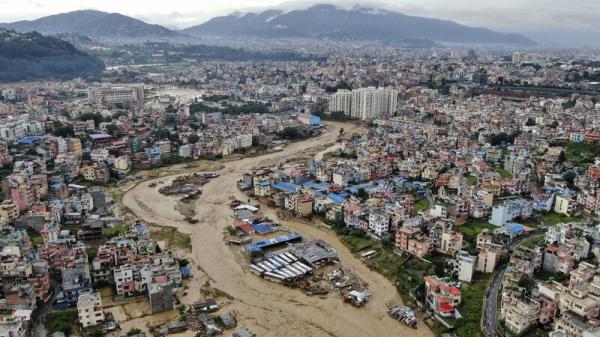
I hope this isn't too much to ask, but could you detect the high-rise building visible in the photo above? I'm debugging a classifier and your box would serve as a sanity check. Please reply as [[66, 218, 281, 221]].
[[512, 52, 524, 64], [327, 89, 352, 115], [328, 87, 398, 120]]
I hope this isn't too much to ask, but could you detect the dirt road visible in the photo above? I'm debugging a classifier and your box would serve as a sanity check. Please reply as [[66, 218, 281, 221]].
[[122, 122, 434, 337]]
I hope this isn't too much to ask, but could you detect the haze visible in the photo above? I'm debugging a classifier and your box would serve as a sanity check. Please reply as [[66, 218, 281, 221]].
[[1, 0, 599, 46]]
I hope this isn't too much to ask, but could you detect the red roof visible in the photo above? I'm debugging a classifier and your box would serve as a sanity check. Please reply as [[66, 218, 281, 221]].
[[439, 303, 455, 313], [236, 222, 255, 235], [449, 287, 461, 296]]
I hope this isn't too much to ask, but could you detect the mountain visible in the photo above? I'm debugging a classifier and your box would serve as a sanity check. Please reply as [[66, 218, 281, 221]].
[[0, 10, 181, 42], [182, 4, 535, 46], [0, 28, 105, 82]]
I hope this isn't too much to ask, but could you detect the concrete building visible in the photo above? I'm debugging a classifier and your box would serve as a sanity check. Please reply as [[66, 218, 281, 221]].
[[88, 86, 144, 107], [328, 89, 351, 115], [328, 87, 398, 120], [148, 280, 174, 314], [77, 292, 105, 328], [490, 199, 531, 226], [504, 296, 540, 335]]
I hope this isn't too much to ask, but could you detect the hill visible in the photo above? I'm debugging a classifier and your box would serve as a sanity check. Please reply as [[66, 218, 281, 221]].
[[182, 4, 534, 46], [0, 10, 181, 42], [0, 28, 105, 82]]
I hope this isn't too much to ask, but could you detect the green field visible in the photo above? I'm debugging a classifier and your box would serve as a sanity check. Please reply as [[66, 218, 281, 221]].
[[455, 219, 496, 243], [413, 197, 430, 215]]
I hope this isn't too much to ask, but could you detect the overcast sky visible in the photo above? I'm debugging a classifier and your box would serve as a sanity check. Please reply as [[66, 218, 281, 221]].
[[1, 0, 598, 45]]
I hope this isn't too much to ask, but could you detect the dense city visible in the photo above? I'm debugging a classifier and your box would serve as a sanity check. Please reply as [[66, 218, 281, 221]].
[[0, 2, 599, 337]]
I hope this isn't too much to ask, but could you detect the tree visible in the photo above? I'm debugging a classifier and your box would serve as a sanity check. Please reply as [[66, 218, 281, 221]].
[[188, 134, 200, 144], [127, 328, 142, 336], [525, 117, 536, 126], [280, 127, 302, 140], [356, 188, 369, 200], [106, 123, 119, 137]]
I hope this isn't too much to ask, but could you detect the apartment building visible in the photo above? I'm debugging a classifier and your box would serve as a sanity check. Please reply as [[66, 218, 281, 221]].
[[328, 87, 398, 120], [504, 296, 541, 335], [77, 292, 105, 328]]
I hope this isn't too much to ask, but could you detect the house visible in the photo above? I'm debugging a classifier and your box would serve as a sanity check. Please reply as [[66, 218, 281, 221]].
[[424, 276, 462, 318]]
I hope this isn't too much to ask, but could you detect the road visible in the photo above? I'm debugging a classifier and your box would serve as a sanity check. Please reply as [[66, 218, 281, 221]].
[[482, 233, 544, 337], [122, 121, 435, 337]]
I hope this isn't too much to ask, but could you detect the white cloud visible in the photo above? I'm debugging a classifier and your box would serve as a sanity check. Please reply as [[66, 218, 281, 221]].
[[0, 0, 598, 36]]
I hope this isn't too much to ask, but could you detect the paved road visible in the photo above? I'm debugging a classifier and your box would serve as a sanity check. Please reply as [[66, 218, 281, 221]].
[[482, 233, 544, 337]]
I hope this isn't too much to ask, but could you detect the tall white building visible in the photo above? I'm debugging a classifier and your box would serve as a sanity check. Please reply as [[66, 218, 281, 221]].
[[328, 89, 351, 115], [77, 292, 105, 328], [328, 87, 398, 120]]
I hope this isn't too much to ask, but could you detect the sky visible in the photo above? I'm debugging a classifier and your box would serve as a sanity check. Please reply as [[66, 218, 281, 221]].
[[0, 0, 599, 46]]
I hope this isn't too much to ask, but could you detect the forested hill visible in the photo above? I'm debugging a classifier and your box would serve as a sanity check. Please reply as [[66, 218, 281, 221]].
[[0, 28, 105, 82]]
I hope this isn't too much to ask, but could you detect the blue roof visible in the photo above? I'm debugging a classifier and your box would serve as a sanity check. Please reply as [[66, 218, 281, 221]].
[[245, 233, 302, 253], [273, 182, 299, 193], [327, 193, 346, 203], [180, 266, 193, 277], [258, 181, 271, 187], [252, 223, 275, 234], [18, 136, 41, 144], [508, 224, 524, 233]]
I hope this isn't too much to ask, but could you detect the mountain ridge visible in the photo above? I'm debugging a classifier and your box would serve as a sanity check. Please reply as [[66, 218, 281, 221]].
[[0, 28, 105, 82], [0, 10, 182, 42], [182, 4, 535, 46]]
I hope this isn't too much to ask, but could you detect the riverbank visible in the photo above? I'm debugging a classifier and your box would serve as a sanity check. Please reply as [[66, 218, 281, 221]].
[[120, 121, 434, 337]]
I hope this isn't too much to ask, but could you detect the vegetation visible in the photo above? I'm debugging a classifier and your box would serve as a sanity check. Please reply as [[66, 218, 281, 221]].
[[455, 218, 496, 243], [488, 131, 521, 146], [279, 127, 303, 140], [0, 28, 104, 82], [151, 226, 192, 251], [45, 310, 78, 336], [413, 197, 430, 215], [102, 223, 128, 238], [551, 139, 600, 168], [535, 211, 583, 225], [494, 166, 513, 180], [451, 274, 491, 337]]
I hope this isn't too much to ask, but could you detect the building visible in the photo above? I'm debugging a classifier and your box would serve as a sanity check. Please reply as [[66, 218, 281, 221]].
[[148, 280, 174, 314], [297, 113, 320, 127], [439, 230, 463, 255], [328, 87, 398, 120], [0, 200, 19, 223], [554, 194, 579, 217], [88, 86, 144, 107], [456, 251, 476, 282], [503, 296, 541, 335], [77, 292, 105, 328], [328, 89, 352, 115], [476, 247, 499, 273], [490, 199, 531, 226], [424, 275, 462, 318]]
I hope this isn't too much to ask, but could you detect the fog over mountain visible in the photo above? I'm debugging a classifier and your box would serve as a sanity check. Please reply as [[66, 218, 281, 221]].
[[182, 4, 534, 45]]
